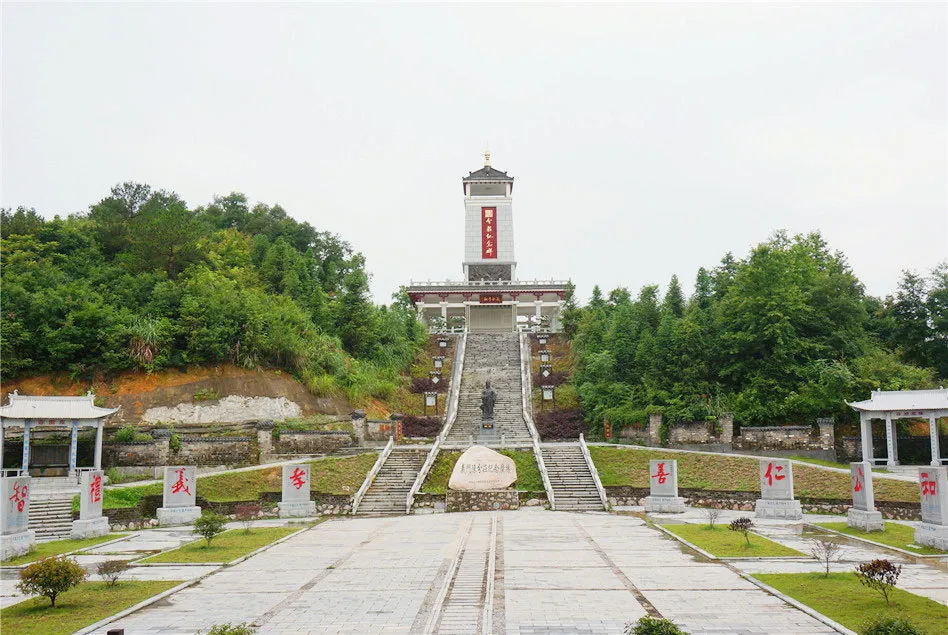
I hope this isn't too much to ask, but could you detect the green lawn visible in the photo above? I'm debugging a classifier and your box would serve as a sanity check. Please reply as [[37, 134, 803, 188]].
[[90, 452, 379, 509], [660, 523, 805, 557], [139, 526, 303, 563], [421, 450, 543, 494], [1, 580, 180, 635], [589, 446, 919, 502], [755, 572, 948, 634], [1, 534, 129, 566], [815, 521, 947, 555]]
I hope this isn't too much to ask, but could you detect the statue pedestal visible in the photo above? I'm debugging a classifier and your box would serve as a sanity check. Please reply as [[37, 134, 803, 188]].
[[481, 418, 494, 429]]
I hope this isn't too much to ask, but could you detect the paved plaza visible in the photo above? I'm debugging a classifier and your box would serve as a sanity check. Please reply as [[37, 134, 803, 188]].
[[3, 509, 946, 634]]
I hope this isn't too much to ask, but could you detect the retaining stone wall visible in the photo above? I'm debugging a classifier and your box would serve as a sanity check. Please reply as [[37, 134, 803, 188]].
[[104, 442, 163, 467], [604, 486, 920, 520], [274, 431, 353, 455], [446, 489, 520, 512], [175, 437, 254, 465], [733, 425, 832, 452]]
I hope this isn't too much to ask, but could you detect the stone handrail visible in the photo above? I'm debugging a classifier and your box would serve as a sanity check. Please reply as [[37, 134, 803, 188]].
[[406, 333, 467, 514], [519, 333, 556, 511], [579, 433, 609, 510], [352, 436, 394, 514]]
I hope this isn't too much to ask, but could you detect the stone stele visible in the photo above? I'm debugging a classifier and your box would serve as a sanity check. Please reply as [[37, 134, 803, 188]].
[[448, 446, 517, 492]]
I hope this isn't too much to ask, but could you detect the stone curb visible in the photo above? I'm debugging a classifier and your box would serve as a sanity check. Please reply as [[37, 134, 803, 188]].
[[738, 572, 857, 635], [808, 522, 947, 560], [653, 524, 718, 560], [0, 533, 134, 570], [653, 524, 811, 561], [73, 522, 319, 634]]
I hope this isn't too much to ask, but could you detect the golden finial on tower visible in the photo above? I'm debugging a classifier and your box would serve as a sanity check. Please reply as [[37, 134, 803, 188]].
[[484, 147, 491, 167]]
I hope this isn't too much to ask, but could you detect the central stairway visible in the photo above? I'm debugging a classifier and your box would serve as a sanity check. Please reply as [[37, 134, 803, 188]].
[[356, 447, 428, 515], [444, 333, 532, 446]]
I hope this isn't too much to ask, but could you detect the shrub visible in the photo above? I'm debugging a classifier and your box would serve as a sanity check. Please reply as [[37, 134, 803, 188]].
[[199, 624, 256, 635], [234, 503, 261, 534], [169, 432, 181, 452], [97, 559, 130, 587], [402, 415, 442, 437], [860, 615, 924, 635], [809, 537, 843, 577], [856, 559, 901, 606], [194, 511, 228, 546], [703, 508, 721, 529], [624, 615, 689, 635], [17, 556, 87, 607], [534, 408, 586, 440], [113, 425, 138, 442], [728, 517, 754, 546]]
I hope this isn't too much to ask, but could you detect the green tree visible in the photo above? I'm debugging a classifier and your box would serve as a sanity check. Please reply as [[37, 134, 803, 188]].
[[662, 275, 684, 318], [17, 556, 87, 607]]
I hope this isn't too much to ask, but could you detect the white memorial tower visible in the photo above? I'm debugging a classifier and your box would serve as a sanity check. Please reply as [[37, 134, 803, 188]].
[[407, 152, 567, 333]]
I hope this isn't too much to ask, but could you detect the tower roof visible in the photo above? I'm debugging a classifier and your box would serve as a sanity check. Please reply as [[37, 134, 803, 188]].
[[463, 166, 514, 182]]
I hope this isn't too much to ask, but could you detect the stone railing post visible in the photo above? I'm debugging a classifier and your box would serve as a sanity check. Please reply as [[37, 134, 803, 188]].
[[151, 429, 172, 465], [350, 410, 367, 444], [816, 416, 835, 451], [719, 413, 734, 445], [648, 414, 662, 446], [255, 421, 275, 463], [390, 413, 403, 444]]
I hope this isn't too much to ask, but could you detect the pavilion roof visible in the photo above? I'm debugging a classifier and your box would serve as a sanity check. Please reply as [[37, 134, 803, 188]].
[[0, 392, 120, 421], [847, 388, 948, 414]]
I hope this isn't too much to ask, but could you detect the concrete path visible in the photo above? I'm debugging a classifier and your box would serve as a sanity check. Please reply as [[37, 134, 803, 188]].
[[85, 510, 845, 635], [3, 509, 945, 633]]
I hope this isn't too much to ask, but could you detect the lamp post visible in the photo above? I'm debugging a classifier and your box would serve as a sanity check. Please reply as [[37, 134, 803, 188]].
[[541, 385, 555, 410], [438, 337, 448, 350], [540, 364, 552, 379], [424, 392, 438, 416], [429, 370, 442, 386], [539, 350, 550, 363], [433, 356, 444, 370], [538, 334, 548, 346]]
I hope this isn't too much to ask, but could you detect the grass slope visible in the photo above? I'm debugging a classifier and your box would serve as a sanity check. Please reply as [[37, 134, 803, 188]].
[[97, 452, 379, 509], [1, 534, 128, 566], [755, 572, 948, 634], [816, 521, 946, 555], [589, 446, 919, 502], [661, 524, 804, 557], [1, 580, 180, 635], [140, 526, 303, 563], [422, 450, 542, 494]]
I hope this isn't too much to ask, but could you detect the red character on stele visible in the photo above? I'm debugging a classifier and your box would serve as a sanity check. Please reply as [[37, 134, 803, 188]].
[[764, 463, 786, 487], [651, 462, 670, 485], [290, 467, 307, 490], [171, 468, 191, 496]]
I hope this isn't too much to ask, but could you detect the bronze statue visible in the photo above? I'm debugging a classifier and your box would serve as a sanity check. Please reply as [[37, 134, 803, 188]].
[[480, 380, 497, 420]]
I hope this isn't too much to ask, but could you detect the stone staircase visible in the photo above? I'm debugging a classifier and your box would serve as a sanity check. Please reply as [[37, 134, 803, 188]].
[[541, 444, 605, 511], [444, 333, 532, 446], [29, 496, 75, 540], [356, 448, 428, 515]]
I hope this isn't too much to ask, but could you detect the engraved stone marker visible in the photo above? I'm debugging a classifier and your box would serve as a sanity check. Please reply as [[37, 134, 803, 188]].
[[157, 466, 202, 525], [448, 446, 516, 492], [1, 476, 35, 560], [847, 461, 883, 532], [754, 459, 802, 519], [915, 466, 948, 550], [279, 463, 316, 518], [71, 470, 110, 539], [645, 459, 685, 513]]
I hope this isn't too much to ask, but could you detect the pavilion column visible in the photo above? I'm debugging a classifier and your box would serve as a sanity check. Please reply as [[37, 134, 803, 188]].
[[534, 301, 542, 319], [94, 422, 103, 470], [21, 419, 31, 474], [860, 414, 873, 464], [440, 302, 448, 321], [884, 413, 899, 467], [68, 420, 79, 477], [930, 414, 942, 467]]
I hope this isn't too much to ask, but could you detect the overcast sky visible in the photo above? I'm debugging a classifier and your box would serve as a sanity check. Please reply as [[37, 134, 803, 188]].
[[3, 3, 946, 304]]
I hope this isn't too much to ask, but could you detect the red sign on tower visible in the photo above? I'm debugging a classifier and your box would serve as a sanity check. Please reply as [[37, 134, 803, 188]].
[[481, 207, 497, 259]]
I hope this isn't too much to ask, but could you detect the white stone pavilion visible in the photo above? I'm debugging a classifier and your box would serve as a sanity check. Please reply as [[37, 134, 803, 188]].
[[407, 153, 568, 333], [848, 388, 947, 467], [0, 391, 119, 476]]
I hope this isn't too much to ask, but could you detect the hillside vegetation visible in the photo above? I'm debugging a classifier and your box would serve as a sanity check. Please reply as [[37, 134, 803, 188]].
[[1, 184, 427, 405], [562, 232, 946, 430]]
